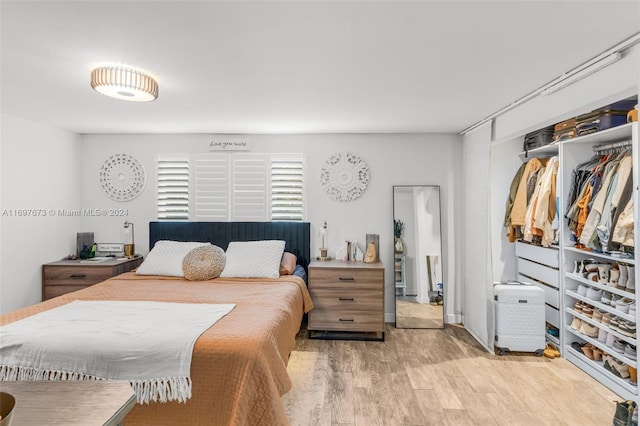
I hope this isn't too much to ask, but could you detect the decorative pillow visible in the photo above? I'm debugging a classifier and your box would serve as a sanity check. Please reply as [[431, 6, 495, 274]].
[[220, 240, 286, 278], [279, 252, 297, 275], [183, 245, 226, 281], [136, 240, 211, 277]]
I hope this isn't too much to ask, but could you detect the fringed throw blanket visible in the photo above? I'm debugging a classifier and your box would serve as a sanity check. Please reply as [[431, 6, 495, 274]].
[[0, 300, 235, 404]]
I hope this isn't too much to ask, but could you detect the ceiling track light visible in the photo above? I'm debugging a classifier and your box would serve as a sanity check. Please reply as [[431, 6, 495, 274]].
[[91, 66, 158, 102], [540, 52, 622, 96]]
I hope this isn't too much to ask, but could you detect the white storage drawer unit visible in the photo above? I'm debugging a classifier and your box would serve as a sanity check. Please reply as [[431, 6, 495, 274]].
[[515, 241, 559, 268], [517, 258, 559, 288], [519, 274, 559, 308]]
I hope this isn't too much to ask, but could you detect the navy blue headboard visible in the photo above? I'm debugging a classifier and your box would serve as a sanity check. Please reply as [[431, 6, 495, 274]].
[[149, 221, 311, 271]]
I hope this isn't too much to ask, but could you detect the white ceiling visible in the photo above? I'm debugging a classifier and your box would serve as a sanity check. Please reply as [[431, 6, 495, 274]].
[[1, 1, 639, 134]]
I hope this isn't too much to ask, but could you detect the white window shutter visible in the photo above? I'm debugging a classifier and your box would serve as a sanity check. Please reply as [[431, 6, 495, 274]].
[[194, 154, 229, 221], [230, 153, 270, 221], [271, 154, 305, 221], [157, 154, 190, 220]]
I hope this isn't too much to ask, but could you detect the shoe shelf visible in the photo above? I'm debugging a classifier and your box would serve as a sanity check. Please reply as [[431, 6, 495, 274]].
[[565, 346, 637, 401], [564, 246, 635, 265], [564, 327, 637, 372], [565, 290, 636, 323], [565, 308, 637, 348], [565, 272, 636, 300]]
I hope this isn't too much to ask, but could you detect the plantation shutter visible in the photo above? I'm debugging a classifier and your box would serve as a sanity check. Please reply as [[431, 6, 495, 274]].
[[157, 154, 190, 220], [194, 154, 229, 220], [230, 154, 270, 221], [271, 154, 305, 221]]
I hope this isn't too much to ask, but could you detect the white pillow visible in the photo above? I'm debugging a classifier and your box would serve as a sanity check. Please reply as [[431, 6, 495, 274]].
[[137, 240, 211, 277], [220, 240, 286, 278]]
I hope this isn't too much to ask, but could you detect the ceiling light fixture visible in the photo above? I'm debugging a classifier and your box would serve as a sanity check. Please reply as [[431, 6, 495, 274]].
[[90, 66, 158, 102]]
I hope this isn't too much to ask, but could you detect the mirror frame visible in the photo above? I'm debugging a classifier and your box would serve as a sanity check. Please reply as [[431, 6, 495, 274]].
[[393, 185, 444, 329]]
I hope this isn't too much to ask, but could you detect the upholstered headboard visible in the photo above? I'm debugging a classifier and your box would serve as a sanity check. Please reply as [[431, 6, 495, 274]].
[[149, 221, 311, 271]]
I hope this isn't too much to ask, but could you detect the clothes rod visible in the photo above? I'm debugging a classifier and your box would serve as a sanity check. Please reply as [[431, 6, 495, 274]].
[[593, 139, 632, 152]]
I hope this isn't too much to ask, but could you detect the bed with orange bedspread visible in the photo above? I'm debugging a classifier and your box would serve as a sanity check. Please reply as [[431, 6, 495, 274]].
[[0, 272, 313, 425]]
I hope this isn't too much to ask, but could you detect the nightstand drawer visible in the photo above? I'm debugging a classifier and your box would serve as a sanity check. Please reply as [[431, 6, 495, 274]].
[[43, 284, 92, 300], [308, 310, 384, 332], [308, 268, 382, 290], [310, 288, 382, 312], [43, 266, 112, 286]]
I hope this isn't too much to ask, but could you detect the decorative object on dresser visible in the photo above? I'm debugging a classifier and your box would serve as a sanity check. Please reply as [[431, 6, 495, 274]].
[[98, 153, 146, 201], [317, 221, 332, 261], [320, 152, 370, 202], [364, 233, 379, 264], [41, 256, 143, 301], [307, 259, 384, 341], [122, 221, 135, 257]]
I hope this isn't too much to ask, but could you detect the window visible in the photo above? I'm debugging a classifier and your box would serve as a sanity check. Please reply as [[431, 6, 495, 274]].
[[157, 154, 189, 220], [157, 153, 305, 221]]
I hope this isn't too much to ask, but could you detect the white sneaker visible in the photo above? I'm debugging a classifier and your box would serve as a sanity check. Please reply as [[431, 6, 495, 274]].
[[626, 265, 635, 293]]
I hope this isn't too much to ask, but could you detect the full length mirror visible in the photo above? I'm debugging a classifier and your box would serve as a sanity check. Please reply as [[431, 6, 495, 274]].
[[394, 185, 444, 329]]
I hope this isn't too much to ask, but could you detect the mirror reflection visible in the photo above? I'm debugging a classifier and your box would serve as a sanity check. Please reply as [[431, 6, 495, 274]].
[[394, 185, 444, 329]]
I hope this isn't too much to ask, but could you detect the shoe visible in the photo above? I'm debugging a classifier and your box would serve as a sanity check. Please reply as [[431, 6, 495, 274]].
[[613, 400, 636, 426], [626, 265, 635, 293], [609, 266, 620, 287], [612, 339, 626, 354], [624, 344, 637, 360], [602, 313, 612, 327], [581, 343, 594, 360], [586, 271, 599, 283], [546, 326, 559, 337], [616, 298, 633, 314], [579, 322, 599, 338], [610, 358, 630, 379], [610, 294, 620, 307], [629, 367, 638, 386], [571, 316, 582, 330], [580, 259, 596, 276], [573, 259, 581, 275], [574, 301, 584, 313], [592, 309, 604, 322], [598, 264, 611, 285], [544, 343, 561, 359], [577, 284, 589, 296], [630, 302, 636, 317], [582, 305, 594, 317], [601, 292, 612, 305], [610, 317, 620, 331], [586, 287, 602, 301], [619, 263, 629, 289], [592, 346, 603, 361], [606, 332, 616, 348], [618, 321, 637, 338], [598, 327, 608, 343]]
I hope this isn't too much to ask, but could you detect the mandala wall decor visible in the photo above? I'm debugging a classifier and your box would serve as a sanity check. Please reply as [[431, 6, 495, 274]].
[[99, 154, 146, 201], [320, 152, 370, 202]]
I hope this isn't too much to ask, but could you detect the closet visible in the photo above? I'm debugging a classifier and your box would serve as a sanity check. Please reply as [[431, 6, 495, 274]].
[[507, 119, 638, 401]]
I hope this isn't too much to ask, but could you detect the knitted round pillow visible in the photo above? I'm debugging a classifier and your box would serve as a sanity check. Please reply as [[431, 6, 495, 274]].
[[182, 245, 226, 281]]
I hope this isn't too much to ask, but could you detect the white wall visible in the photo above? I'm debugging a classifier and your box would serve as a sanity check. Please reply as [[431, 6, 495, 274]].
[[1, 114, 82, 314], [79, 133, 463, 322]]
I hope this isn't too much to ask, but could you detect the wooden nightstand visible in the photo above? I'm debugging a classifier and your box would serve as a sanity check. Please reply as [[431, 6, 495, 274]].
[[42, 256, 143, 301], [307, 260, 385, 340]]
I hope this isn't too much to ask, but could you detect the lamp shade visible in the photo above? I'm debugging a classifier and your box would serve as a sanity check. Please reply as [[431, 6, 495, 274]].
[[91, 66, 158, 102]]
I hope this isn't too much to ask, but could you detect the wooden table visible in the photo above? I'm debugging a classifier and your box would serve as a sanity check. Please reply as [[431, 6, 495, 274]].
[[0, 381, 136, 425]]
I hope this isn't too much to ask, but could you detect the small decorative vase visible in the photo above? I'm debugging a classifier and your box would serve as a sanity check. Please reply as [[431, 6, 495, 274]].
[[394, 237, 404, 254]]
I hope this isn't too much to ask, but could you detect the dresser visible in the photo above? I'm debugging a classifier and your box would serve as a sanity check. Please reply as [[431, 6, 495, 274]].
[[307, 260, 385, 340], [42, 257, 143, 301]]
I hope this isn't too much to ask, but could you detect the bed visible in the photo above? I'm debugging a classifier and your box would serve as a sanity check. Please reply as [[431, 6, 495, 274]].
[[0, 221, 312, 426]]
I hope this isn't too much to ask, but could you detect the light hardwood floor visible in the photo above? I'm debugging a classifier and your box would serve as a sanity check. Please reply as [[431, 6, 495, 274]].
[[283, 324, 620, 426]]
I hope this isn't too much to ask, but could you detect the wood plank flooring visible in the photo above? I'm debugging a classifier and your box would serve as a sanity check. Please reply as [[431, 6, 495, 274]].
[[283, 324, 620, 425]]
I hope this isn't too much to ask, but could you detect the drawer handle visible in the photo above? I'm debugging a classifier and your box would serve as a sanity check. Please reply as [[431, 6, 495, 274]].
[[339, 297, 355, 301], [339, 318, 354, 322], [339, 277, 354, 281], [69, 274, 87, 279]]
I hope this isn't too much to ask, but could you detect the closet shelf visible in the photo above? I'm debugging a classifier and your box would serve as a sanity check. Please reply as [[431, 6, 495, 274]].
[[564, 246, 635, 265], [565, 327, 637, 369], [565, 346, 638, 398], [565, 307, 637, 345], [563, 122, 633, 146], [565, 272, 636, 300], [565, 290, 635, 323]]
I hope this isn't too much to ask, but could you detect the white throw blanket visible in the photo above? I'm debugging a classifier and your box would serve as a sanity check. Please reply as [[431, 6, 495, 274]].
[[0, 300, 235, 404]]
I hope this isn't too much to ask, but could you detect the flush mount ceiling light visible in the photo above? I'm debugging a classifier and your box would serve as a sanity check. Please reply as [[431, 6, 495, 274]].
[[90, 66, 158, 102]]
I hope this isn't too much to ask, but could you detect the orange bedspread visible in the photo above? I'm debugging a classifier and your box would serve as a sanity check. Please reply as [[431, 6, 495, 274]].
[[0, 272, 313, 426]]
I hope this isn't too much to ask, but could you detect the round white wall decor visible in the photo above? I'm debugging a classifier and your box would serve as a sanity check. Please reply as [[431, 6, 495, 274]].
[[99, 154, 146, 201], [320, 152, 370, 202]]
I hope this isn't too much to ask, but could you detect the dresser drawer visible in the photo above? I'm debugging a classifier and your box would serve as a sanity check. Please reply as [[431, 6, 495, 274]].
[[310, 288, 383, 312], [43, 266, 113, 286], [308, 310, 384, 332], [43, 284, 91, 300], [308, 268, 382, 290]]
